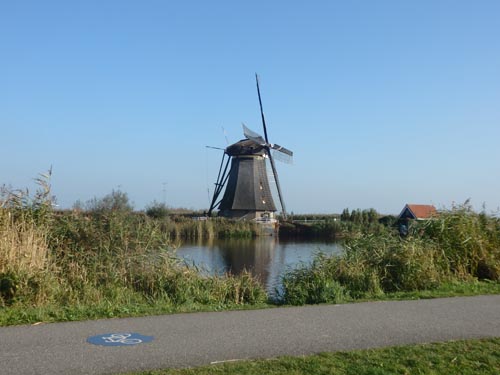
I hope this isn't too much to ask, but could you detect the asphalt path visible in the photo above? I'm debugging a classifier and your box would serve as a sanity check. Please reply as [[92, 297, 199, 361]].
[[1, 295, 499, 375]]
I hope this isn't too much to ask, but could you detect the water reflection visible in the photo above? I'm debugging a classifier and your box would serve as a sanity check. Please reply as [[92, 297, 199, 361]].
[[176, 237, 276, 278], [177, 237, 343, 294]]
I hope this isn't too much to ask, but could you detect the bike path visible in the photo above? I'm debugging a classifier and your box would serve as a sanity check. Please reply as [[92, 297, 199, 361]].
[[0, 295, 499, 375]]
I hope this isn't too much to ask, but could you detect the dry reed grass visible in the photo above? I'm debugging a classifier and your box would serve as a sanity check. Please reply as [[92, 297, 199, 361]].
[[0, 172, 267, 309], [0, 210, 50, 274]]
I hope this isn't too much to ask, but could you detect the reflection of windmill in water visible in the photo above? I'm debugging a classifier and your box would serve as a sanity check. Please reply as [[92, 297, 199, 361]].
[[208, 75, 293, 228], [217, 237, 277, 288]]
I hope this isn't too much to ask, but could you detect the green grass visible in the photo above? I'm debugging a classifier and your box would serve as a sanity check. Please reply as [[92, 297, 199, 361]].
[[0, 299, 271, 326], [124, 337, 500, 375], [371, 280, 500, 301], [1, 280, 498, 326]]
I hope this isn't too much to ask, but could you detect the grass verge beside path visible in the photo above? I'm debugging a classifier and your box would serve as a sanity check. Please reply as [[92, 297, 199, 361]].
[[0, 301, 270, 327], [1, 280, 498, 326], [360, 279, 500, 302], [126, 338, 500, 375]]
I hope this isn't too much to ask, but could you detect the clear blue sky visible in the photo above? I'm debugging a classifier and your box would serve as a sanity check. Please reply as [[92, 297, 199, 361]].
[[1, 1, 499, 214]]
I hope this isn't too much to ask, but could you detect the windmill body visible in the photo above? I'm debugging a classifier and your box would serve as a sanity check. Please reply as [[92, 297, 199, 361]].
[[218, 139, 277, 220]]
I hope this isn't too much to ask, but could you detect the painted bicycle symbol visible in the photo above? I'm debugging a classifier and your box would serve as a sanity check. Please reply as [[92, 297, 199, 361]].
[[102, 333, 143, 345], [87, 332, 154, 346]]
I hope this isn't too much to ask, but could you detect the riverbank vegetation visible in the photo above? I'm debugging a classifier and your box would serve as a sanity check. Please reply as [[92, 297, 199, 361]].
[[127, 337, 500, 375], [280, 204, 500, 305], [0, 174, 266, 325], [280, 209, 393, 239], [1, 172, 499, 325]]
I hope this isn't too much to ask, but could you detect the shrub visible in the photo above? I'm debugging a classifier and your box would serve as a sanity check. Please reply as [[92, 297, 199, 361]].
[[85, 189, 133, 213], [145, 201, 169, 219], [281, 259, 349, 305]]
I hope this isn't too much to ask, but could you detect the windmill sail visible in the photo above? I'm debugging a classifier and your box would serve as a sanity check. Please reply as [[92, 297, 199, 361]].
[[243, 124, 293, 163], [272, 148, 293, 164], [271, 143, 293, 157], [255, 74, 289, 220], [243, 124, 266, 145]]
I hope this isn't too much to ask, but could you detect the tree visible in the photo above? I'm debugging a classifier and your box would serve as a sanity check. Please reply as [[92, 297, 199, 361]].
[[367, 208, 378, 223], [341, 208, 350, 222], [145, 200, 169, 219], [86, 189, 133, 213]]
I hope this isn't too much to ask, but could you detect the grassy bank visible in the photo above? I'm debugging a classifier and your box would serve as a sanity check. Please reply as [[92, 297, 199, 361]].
[[1, 280, 499, 326], [280, 204, 500, 305], [126, 337, 500, 375], [0, 176, 267, 325]]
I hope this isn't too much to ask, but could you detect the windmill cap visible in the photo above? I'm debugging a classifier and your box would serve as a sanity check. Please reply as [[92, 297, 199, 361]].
[[226, 139, 267, 156]]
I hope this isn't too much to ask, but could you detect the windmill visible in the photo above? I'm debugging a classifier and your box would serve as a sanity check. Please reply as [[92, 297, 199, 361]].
[[207, 75, 293, 222]]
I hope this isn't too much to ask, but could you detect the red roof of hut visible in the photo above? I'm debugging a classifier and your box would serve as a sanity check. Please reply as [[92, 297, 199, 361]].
[[399, 204, 437, 220]]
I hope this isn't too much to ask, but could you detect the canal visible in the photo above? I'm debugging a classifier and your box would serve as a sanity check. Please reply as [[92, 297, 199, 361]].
[[176, 237, 343, 296]]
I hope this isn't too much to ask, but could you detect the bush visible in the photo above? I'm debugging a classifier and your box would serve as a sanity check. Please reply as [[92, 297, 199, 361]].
[[85, 189, 133, 213], [281, 257, 348, 305], [145, 201, 169, 219]]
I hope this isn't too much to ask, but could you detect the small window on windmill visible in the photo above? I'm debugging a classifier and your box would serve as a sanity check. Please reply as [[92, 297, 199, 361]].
[[262, 199, 266, 204], [259, 182, 263, 190]]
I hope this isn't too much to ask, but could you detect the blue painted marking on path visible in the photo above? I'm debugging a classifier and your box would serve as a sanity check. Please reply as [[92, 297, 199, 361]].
[[87, 332, 154, 346]]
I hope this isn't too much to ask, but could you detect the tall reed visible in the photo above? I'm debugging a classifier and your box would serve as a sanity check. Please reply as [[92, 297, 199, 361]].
[[1, 173, 266, 310], [420, 204, 500, 280], [281, 205, 500, 305], [153, 216, 258, 239], [0, 172, 56, 305], [0, 210, 50, 275]]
